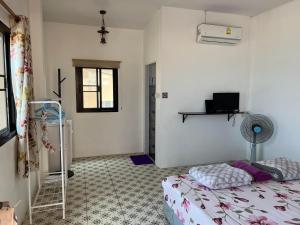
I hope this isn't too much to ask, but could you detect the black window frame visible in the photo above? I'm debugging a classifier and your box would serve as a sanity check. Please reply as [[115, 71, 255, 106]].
[[75, 67, 119, 113], [0, 20, 16, 147]]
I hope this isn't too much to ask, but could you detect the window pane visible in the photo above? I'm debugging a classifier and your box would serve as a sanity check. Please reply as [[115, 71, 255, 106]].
[[0, 33, 4, 75], [83, 92, 97, 108], [0, 91, 7, 130], [83, 68, 96, 85], [0, 77, 4, 89], [83, 86, 97, 91], [98, 92, 101, 107], [101, 69, 114, 108]]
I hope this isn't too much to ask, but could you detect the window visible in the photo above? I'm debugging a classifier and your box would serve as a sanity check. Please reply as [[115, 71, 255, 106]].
[[0, 21, 16, 146], [75, 67, 118, 112]]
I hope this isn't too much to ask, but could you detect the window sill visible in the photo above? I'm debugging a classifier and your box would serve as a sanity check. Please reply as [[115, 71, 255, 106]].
[[0, 131, 17, 147]]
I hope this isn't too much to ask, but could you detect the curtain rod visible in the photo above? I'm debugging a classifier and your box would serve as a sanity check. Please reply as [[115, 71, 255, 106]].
[[0, 0, 19, 21]]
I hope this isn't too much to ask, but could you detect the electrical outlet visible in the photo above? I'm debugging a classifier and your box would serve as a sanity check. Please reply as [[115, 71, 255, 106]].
[[162, 92, 168, 98]]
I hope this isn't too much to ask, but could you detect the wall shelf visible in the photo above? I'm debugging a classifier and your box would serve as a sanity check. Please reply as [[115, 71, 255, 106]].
[[178, 111, 246, 123]]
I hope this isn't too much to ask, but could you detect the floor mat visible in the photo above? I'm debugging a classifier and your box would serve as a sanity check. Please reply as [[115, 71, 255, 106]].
[[130, 154, 154, 165]]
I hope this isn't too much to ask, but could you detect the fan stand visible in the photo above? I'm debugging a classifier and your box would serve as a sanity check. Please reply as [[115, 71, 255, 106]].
[[250, 128, 258, 164], [250, 143, 257, 164]]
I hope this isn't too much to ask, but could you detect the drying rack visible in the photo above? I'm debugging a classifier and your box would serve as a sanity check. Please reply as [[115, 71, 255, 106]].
[[26, 100, 66, 224]]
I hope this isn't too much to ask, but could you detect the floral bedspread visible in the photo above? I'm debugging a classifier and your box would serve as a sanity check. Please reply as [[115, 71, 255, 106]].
[[162, 175, 300, 225]]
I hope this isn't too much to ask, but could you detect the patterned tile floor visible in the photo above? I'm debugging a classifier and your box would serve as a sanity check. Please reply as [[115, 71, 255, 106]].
[[22, 155, 189, 225]]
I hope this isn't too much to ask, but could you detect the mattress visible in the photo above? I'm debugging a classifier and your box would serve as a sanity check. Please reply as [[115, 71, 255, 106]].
[[162, 175, 300, 225]]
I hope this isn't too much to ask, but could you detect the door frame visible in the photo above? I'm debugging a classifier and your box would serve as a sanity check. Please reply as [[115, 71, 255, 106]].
[[144, 63, 156, 160]]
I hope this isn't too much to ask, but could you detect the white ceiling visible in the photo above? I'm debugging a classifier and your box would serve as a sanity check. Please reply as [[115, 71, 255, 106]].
[[42, 0, 292, 29]]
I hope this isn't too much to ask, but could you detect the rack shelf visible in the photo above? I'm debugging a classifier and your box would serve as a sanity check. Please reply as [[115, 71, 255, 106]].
[[178, 111, 246, 123], [32, 174, 65, 213], [27, 100, 66, 224]]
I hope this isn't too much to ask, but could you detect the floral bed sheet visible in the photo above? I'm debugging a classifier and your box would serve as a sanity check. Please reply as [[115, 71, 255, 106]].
[[162, 175, 300, 225]]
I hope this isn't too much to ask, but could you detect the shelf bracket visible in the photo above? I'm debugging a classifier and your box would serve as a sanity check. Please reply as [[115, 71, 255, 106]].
[[182, 114, 188, 123], [227, 113, 236, 121]]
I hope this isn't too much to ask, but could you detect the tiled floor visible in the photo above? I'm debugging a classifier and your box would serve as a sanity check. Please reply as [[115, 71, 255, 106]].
[[22, 155, 189, 225]]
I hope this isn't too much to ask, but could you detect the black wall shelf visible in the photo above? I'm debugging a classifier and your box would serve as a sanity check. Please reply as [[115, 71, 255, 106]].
[[178, 112, 246, 123]]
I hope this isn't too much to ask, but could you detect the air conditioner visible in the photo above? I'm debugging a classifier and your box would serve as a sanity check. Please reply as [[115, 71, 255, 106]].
[[196, 24, 242, 45]]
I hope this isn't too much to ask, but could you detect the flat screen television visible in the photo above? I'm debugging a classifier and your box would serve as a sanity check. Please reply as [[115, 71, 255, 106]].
[[213, 92, 239, 113]]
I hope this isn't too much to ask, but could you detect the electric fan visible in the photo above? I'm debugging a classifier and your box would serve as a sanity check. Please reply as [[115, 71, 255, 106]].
[[240, 114, 274, 163]]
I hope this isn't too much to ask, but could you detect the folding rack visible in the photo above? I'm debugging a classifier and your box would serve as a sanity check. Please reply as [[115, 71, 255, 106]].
[[26, 100, 66, 224]]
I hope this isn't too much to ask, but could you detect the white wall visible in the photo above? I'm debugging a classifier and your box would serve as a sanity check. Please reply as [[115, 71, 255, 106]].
[[249, 0, 300, 161], [29, 0, 47, 98], [0, 1, 38, 223], [154, 7, 251, 168], [44, 22, 144, 158], [144, 10, 161, 65], [143, 10, 161, 153], [0, 139, 31, 223]]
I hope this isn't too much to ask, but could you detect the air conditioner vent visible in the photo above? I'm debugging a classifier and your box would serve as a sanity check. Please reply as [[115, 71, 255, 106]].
[[196, 24, 242, 45]]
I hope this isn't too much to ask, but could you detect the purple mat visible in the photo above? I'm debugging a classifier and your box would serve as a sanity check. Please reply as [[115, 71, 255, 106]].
[[130, 155, 154, 165]]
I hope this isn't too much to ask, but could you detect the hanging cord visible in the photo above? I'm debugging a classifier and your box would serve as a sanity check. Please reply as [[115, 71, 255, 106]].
[[197, 10, 207, 42], [102, 13, 105, 27], [13, 201, 21, 208], [232, 113, 237, 127]]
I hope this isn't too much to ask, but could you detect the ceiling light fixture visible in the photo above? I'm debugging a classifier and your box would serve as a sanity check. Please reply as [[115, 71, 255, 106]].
[[98, 10, 109, 44]]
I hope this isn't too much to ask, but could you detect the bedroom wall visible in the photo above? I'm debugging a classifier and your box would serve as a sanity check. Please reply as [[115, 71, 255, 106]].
[[249, 0, 300, 161], [154, 7, 251, 168], [144, 10, 161, 65], [0, 0, 42, 223], [143, 10, 161, 153], [29, 0, 47, 98], [44, 22, 144, 158]]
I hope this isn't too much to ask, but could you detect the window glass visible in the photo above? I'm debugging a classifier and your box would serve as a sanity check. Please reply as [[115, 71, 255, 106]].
[[0, 91, 7, 130], [0, 32, 6, 131], [83, 92, 97, 108], [76, 67, 118, 112], [0, 21, 16, 146], [0, 33, 4, 75], [101, 69, 114, 108], [0, 77, 4, 89], [83, 68, 96, 85]]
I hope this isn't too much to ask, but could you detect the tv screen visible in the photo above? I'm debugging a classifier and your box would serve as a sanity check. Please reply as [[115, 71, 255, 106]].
[[213, 93, 239, 113]]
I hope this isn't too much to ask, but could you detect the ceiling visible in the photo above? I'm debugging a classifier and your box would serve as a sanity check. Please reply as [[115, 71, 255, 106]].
[[42, 0, 292, 29]]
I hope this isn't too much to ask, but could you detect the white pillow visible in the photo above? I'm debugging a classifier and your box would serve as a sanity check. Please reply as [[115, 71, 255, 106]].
[[189, 163, 253, 190], [256, 158, 300, 181]]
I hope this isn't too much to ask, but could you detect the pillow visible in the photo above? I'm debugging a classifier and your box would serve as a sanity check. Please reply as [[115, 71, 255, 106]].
[[253, 158, 300, 181], [189, 163, 253, 190], [232, 161, 272, 182]]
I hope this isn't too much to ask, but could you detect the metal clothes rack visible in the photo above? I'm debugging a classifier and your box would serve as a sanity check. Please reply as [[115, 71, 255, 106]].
[[26, 100, 66, 224]]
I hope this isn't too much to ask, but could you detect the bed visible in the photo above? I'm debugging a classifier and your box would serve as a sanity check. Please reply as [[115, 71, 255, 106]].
[[162, 175, 300, 225]]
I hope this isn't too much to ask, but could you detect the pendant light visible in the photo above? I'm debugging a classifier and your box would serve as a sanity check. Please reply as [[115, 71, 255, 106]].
[[98, 10, 109, 44]]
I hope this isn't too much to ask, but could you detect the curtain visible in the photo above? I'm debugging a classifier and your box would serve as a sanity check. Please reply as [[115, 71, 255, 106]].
[[10, 16, 38, 177]]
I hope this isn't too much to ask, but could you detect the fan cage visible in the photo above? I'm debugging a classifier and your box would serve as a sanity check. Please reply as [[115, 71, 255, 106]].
[[240, 114, 274, 144]]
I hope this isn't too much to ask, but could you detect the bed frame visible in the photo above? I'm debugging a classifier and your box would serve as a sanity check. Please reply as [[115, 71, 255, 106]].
[[164, 202, 184, 225]]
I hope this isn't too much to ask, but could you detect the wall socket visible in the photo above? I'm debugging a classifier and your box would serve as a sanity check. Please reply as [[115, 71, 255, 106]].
[[162, 92, 168, 98]]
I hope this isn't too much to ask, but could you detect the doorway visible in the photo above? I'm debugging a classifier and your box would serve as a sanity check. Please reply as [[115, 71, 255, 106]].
[[146, 63, 156, 161]]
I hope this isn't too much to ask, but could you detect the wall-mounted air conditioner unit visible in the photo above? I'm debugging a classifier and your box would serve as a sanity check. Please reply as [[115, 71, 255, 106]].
[[196, 24, 242, 45]]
